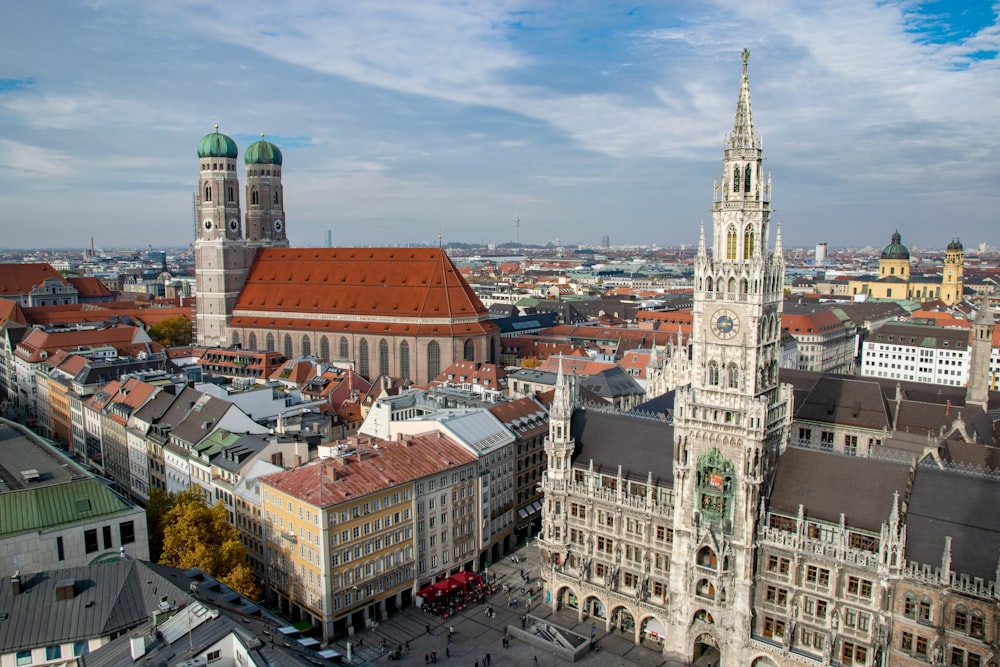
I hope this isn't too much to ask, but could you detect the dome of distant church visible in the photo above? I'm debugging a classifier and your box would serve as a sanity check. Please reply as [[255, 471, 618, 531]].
[[947, 237, 963, 251], [881, 230, 910, 260], [197, 127, 239, 159], [245, 135, 283, 165]]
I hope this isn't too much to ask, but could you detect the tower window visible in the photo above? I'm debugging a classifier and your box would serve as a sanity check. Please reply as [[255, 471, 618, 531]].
[[744, 227, 755, 258], [204, 184, 212, 202], [708, 361, 720, 386], [726, 226, 737, 260], [733, 165, 740, 192], [744, 164, 752, 192], [274, 191, 280, 204], [251, 189, 259, 205], [228, 186, 235, 203], [728, 363, 739, 388]]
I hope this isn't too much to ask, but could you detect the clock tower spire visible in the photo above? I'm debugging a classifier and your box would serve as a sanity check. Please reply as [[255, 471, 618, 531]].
[[665, 50, 791, 664]]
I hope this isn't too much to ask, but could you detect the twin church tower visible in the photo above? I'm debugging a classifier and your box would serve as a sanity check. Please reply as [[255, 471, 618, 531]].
[[193, 130, 288, 346]]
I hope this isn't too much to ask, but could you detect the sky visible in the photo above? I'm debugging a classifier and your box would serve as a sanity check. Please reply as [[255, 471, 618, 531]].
[[1, 1, 998, 251]]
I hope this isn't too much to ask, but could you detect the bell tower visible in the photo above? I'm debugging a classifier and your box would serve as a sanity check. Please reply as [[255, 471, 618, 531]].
[[666, 50, 791, 665], [244, 134, 289, 249], [194, 127, 249, 347], [941, 238, 964, 306]]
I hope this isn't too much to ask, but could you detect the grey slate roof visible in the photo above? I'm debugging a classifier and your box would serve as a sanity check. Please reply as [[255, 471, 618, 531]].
[[768, 447, 911, 532], [579, 365, 644, 400], [904, 465, 1000, 582], [0, 559, 186, 654], [793, 376, 890, 430], [570, 408, 673, 486]]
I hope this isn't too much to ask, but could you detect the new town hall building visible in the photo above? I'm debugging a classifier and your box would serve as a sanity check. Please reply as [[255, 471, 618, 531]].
[[538, 52, 999, 667], [194, 131, 498, 385]]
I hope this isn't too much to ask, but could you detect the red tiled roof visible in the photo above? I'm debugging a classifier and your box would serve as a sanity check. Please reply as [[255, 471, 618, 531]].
[[66, 276, 113, 298], [230, 248, 498, 336], [0, 263, 69, 296], [261, 431, 476, 506], [14, 325, 162, 363], [0, 298, 27, 326], [781, 310, 844, 333]]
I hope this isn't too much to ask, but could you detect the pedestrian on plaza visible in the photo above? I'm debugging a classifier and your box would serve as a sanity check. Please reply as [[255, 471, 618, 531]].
[[426, 623, 432, 634], [425, 655, 429, 665], [406, 641, 410, 651], [533, 656, 538, 667], [475, 661, 479, 667], [486, 652, 491, 665], [446, 647, 450, 658], [432, 650, 437, 663]]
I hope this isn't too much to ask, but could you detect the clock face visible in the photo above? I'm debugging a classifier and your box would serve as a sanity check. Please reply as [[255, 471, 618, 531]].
[[228, 219, 239, 232], [273, 219, 283, 232], [203, 219, 213, 231], [711, 309, 739, 339]]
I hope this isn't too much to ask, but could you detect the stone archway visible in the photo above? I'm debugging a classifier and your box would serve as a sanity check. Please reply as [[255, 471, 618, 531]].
[[693, 632, 721, 665], [554, 584, 579, 613], [751, 656, 779, 667], [638, 614, 667, 650], [583, 595, 606, 621], [609, 604, 637, 641]]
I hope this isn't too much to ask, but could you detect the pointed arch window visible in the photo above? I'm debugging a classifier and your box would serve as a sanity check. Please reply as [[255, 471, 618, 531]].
[[399, 341, 411, 380], [463, 339, 474, 361], [283, 334, 293, 358], [302, 335, 311, 357], [379, 339, 389, 376], [228, 186, 235, 203], [251, 189, 259, 205], [320, 336, 330, 361], [427, 341, 441, 380], [204, 184, 212, 202], [744, 164, 752, 193], [733, 166, 741, 192], [358, 339, 369, 378], [744, 226, 755, 259], [728, 363, 739, 389], [708, 361, 720, 386], [273, 191, 280, 205], [339, 337, 349, 360], [265, 333, 275, 352], [231, 332, 240, 347], [248, 332, 257, 350], [726, 226, 737, 260]]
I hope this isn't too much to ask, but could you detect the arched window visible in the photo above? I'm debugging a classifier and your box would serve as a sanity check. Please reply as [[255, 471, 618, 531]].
[[204, 184, 212, 202], [273, 191, 280, 204], [228, 186, 235, 203], [726, 226, 737, 260], [320, 336, 330, 360], [744, 164, 752, 193], [739, 278, 748, 294], [248, 332, 257, 350], [251, 189, 259, 205], [358, 339, 369, 378], [379, 339, 389, 376], [302, 335, 311, 357], [728, 277, 737, 293], [706, 277, 714, 292], [231, 332, 240, 347], [265, 333, 275, 352], [283, 334, 292, 357], [339, 337, 349, 360], [728, 363, 739, 389], [427, 341, 441, 380], [463, 339, 474, 361], [399, 341, 410, 380], [733, 166, 740, 192], [708, 361, 720, 386], [744, 226, 755, 258]]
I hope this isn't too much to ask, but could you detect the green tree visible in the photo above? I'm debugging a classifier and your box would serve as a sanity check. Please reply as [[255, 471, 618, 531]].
[[148, 316, 193, 347], [159, 487, 259, 599], [145, 487, 174, 562]]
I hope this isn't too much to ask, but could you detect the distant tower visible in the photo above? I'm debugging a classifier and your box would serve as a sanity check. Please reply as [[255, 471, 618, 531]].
[[194, 127, 249, 347], [941, 238, 964, 305], [515, 215, 520, 245], [244, 134, 288, 249], [815, 242, 827, 267], [966, 300, 994, 409], [601, 234, 611, 249]]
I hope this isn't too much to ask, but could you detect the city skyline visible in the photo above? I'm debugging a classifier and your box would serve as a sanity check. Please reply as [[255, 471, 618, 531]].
[[1, 1, 998, 250]]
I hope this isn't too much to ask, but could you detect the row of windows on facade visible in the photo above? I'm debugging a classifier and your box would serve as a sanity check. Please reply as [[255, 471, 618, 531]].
[[202, 183, 280, 206], [201, 162, 280, 178], [235, 333, 477, 379], [73, 520, 136, 558]]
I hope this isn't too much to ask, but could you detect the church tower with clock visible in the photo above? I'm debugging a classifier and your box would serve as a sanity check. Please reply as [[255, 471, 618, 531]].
[[194, 127, 251, 347], [666, 50, 791, 664]]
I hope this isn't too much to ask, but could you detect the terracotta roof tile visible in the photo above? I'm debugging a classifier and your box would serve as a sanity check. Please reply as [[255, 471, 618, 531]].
[[0, 263, 69, 296]]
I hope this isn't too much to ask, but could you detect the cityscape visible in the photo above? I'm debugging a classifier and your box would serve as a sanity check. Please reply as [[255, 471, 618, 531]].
[[2, 6, 1000, 667]]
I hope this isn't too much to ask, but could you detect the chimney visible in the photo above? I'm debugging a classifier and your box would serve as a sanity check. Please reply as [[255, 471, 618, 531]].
[[130, 633, 146, 660], [945, 399, 951, 416], [10, 571, 22, 595]]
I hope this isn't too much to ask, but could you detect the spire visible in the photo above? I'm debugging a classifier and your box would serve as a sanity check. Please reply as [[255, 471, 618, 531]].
[[729, 48, 757, 150], [697, 220, 706, 256], [774, 221, 783, 256], [553, 357, 573, 419]]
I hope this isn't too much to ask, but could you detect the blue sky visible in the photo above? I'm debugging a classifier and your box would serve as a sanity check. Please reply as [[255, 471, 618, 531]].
[[1, 1, 997, 251]]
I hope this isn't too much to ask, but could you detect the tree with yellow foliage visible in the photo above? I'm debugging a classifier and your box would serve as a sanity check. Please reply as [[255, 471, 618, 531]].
[[159, 487, 259, 600]]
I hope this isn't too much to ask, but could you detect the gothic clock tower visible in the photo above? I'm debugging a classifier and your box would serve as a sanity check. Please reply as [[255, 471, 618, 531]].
[[666, 51, 791, 665]]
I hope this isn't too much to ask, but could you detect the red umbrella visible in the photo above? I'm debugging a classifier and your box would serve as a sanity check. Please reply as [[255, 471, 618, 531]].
[[451, 571, 481, 587]]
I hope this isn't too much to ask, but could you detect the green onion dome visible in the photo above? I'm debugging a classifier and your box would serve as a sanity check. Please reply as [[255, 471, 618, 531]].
[[245, 134, 283, 165], [197, 126, 239, 159]]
